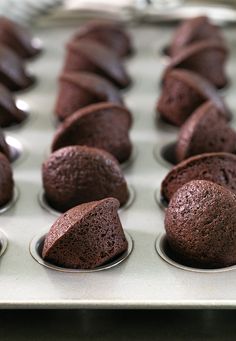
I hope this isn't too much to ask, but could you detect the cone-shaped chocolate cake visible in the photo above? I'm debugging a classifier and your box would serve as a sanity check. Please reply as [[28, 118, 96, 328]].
[[43, 145, 129, 212], [157, 69, 231, 126], [169, 16, 225, 56], [64, 39, 131, 89], [0, 16, 41, 59], [52, 102, 132, 163], [165, 180, 236, 268], [166, 41, 228, 89], [0, 84, 26, 127], [0, 44, 34, 91], [55, 71, 124, 121], [161, 152, 236, 204], [71, 20, 133, 58], [0, 152, 13, 206], [176, 101, 236, 162], [42, 197, 128, 269]]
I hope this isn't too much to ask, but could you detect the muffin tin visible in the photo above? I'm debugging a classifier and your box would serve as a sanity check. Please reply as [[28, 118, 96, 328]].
[[1, 22, 236, 309]]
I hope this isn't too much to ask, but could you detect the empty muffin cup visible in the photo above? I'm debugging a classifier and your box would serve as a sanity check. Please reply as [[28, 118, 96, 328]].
[[0, 230, 8, 258], [0, 185, 19, 214], [153, 140, 177, 169], [30, 230, 133, 273], [38, 184, 136, 217], [155, 234, 236, 273]]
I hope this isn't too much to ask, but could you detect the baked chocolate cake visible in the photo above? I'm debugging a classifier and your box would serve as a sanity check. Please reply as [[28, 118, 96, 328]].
[[0, 16, 41, 59], [0, 152, 13, 207], [55, 71, 123, 121], [52, 102, 132, 163], [161, 152, 236, 204], [0, 84, 26, 127], [64, 39, 131, 89], [71, 20, 133, 58], [169, 16, 225, 56], [0, 44, 34, 91], [166, 41, 228, 89], [157, 69, 231, 126], [43, 145, 129, 212], [42, 197, 128, 269], [165, 180, 236, 268], [176, 101, 236, 162]]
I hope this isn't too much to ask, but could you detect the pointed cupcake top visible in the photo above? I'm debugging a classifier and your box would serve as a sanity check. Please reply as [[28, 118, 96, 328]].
[[176, 101, 236, 162]]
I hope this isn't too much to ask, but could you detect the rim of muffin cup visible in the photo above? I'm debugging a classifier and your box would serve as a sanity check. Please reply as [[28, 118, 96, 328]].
[[0, 185, 19, 215], [38, 184, 136, 217], [30, 230, 133, 273], [153, 140, 177, 169], [6, 135, 27, 165], [0, 229, 8, 258], [155, 233, 236, 273]]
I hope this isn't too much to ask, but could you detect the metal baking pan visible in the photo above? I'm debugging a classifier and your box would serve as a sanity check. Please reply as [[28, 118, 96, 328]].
[[1, 21, 236, 309]]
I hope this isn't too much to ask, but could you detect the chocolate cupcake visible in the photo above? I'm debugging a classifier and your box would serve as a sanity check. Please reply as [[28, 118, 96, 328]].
[[0, 152, 14, 207], [55, 71, 123, 121], [71, 20, 133, 58], [169, 16, 225, 56], [166, 41, 228, 89], [176, 101, 236, 162], [42, 197, 128, 269], [52, 102, 132, 163], [0, 16, 41, 59], [157, 69, 231, 126], [0, 44, 34, 91], [0, 84, 26, 127], [64, 39, 131, 89], [161, 152, 236, 204], [43, 145, 129, 212], [165, 180, 236, 268]]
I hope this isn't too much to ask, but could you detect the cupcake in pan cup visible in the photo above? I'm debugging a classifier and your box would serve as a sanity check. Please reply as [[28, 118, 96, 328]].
[[63, 39, 131, 89], [52, 102, 132, 164], [0, 84, 27, 127], [0, 44, 35, 91], [169, 16, 225, 57], [55, 71, 124, 122], [165, 40, 228, 89], [70, 20, 133, 58], [157, 69, 231, 127], [165, 180, 236, 269], [0, 16, 41, 59], [42, 145, 130, 213], [161, 152, 236, 206], [0, 152, 14, 208], [41, 197, 129, 270]]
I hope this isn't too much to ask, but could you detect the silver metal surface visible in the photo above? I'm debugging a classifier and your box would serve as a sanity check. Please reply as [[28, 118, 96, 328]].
[[154, 188, 166, 212], [0, 229, 8, 258], [6, 136, 25, 165], [153, 140, 176, 169], [30, 230, 133, 273], [1, 23, 236, 309], [38, 184, 136, 217]]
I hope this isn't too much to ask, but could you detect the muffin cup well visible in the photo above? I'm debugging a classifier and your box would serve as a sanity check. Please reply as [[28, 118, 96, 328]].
[[154, 188, 168, 212], [155, 234, 236, 273], [0, 185, 19, 214], [30, 230, 133, 273], [38, 184, 136, 217], [153, 140, 177, 169]]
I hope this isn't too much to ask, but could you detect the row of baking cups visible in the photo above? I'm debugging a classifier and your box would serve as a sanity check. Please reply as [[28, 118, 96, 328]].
[[0, 18, 43, 214], [153, 17, 236, 272], [29, 21, 137, 272]]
